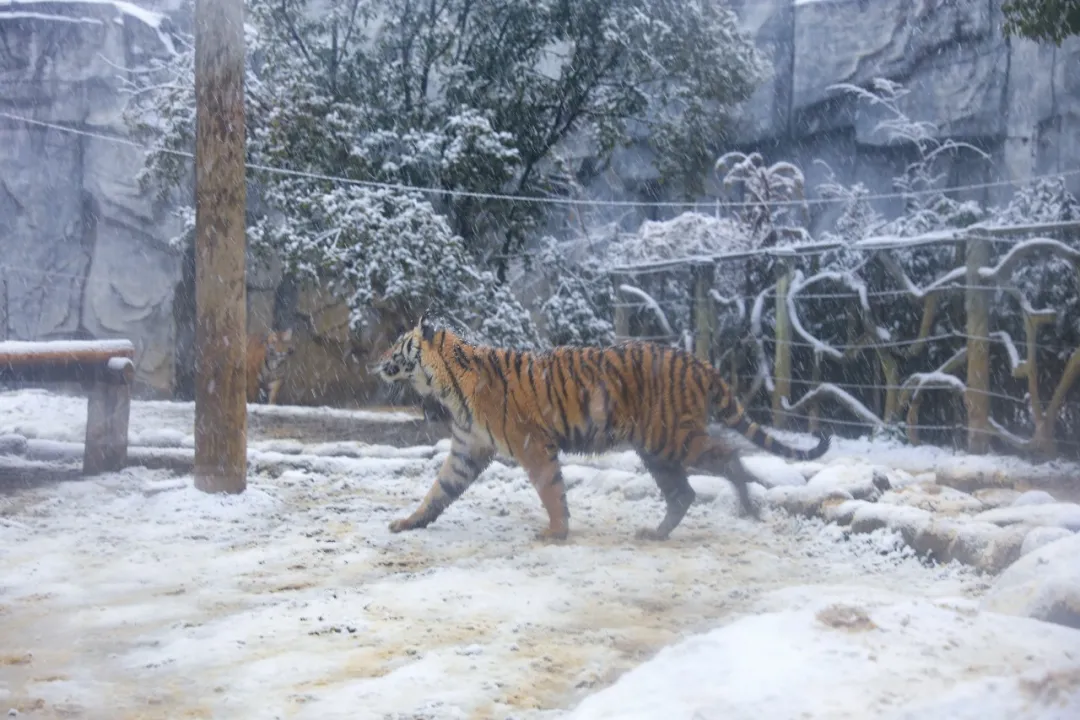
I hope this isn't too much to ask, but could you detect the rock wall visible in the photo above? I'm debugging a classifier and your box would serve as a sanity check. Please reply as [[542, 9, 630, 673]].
[[0, 0, 182, 396], [588, 0, 1080, 234], [737, 0, 1080, 230]]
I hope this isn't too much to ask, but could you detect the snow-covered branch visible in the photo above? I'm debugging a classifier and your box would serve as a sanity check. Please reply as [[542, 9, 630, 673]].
[[784, 270, 843, 359], [781, 383, 885, 428], [988, 418, 1033, 450], [618, 285, 674, 337], [900, 348, 969, 408], [750, 285, 776, 394], [711, 289, 745, 324], [978, 238, 1080, 283], [877, 253, 967, 300], [990, 330, 1022, 373]]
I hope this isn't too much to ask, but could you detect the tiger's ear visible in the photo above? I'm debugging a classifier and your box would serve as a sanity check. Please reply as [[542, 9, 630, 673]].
[[419, 313, 435, 342]]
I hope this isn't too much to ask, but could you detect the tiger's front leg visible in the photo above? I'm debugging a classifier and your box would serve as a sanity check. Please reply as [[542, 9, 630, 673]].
[[389, 433, 494, 533], [517, 438, 570, 542]]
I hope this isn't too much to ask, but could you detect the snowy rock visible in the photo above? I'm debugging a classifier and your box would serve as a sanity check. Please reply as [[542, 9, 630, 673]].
[[581, 469, 640, 496], [564, 587, 1080, 720], [1020, 527, 1075, 558], [688, 475, 738, 503], [936, 466, 1009, 494], [0, 434, 28, 456], [909, 518, 964, 564], [878, 483, 984, 515], [946, 523, 1027, 575], [765, 485, 852, 519], [620, 476, 657, 502], [849, 504, 930, 545], [973, 488, 1022, 509], [742, 455, 807, 488], [906, 519, 1026, 574], [821, 499, 870, 526], [792, 461, 827, 480], [982, 533, 1080, 630], [911, 471, 937, 486], [805, 463, 885, 501], [975, 503, 1080, 532], [1011, 490, 1057, 507], [881, 468, 921, 490]]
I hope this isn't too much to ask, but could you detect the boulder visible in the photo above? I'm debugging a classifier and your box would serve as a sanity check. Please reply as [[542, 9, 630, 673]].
[[982, 533, 1080, 630]]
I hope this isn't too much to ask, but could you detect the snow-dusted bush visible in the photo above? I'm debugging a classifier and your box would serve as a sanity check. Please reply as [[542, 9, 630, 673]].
[[715, 151, 810, 246], [536, 237, 615, 348]]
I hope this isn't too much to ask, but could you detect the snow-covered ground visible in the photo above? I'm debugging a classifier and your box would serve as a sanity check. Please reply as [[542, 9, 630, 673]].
[[1, 388, 1078, 719]]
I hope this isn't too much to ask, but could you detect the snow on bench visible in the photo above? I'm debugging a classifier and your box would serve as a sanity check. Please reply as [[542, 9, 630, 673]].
[[0, 339, 136, 475]]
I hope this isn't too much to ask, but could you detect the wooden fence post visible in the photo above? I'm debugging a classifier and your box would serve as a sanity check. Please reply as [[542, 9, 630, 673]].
[[964, 236, 991, 453], [772, 260, 793, 429], [690, 261, 715, 362], [613, 274, 630, 341], [0, 272, 7, 340]]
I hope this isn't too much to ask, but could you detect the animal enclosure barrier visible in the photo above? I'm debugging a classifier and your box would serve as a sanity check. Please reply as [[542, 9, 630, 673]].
[[0, 339, 135, 474], [608, 221, 1080, 459]]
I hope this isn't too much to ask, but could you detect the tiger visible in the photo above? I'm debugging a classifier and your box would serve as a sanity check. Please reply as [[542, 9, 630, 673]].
[[376, 316, 830, 542], [246, 328, 295, 405]]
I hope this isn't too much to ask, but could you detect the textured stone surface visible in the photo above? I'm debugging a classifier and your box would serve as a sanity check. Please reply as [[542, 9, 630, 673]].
[[0, 1, 181, 395], [726, 0, 1080, 217]]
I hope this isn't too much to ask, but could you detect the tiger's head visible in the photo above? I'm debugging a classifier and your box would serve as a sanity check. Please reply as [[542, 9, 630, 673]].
[[265, 328, 296, 371], [375, 314, 437, 395]]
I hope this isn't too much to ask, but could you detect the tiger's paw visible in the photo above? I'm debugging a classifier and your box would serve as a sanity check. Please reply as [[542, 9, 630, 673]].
[[388, 518, 414, 533], [535, 527, 569, 543], [635, 527, 670, 542]]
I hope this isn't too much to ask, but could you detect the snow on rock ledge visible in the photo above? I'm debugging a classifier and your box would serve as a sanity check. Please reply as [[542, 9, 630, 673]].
[[1021, 527, 1076, 557], [763, 456, 1079, 574], [1012, 490, 1058, 507], [982, 533, 1080, 631], [975, 503, 1080, 532], [741, 454, 808, 488], [878, 482, 985, 514], [564, 587, 1080, 720]]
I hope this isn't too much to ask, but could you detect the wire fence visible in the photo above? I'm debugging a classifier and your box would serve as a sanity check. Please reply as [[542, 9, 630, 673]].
[[4, 109, 1080, 211], [608, 224, 1080, 458]]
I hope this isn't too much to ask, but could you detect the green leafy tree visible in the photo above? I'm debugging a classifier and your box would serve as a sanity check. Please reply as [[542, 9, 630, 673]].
[[1002, 0, 1080, 45]]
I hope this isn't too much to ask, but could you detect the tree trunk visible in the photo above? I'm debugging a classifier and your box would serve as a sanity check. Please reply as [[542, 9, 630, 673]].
[[193, 0, 248, 494]]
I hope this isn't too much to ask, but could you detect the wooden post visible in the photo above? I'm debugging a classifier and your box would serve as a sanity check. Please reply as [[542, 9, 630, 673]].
[[613, 275, 631, 341], [808, 351, 821, 433], [690, 261, 715, 362], [771, 261, 793, 429], [964, 237, 991, 454], [0, 272, 8, 340], [83, 357, 134, 475], [194, 0, 248, 494]]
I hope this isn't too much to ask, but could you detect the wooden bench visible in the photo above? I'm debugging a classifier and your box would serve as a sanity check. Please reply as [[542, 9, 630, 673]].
[[0, 339, 136, 475]]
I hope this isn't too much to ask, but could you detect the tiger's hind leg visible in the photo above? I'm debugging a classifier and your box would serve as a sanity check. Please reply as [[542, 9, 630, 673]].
[[636, 454, 696, 541], [389, 432, 494, 533], [683, 433, 760, 520]]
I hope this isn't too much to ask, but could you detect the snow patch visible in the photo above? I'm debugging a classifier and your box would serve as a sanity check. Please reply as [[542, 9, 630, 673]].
[[565, 586, 1080, 720]]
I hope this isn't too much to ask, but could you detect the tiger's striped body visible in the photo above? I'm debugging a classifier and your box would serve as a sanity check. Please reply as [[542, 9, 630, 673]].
[[377, 317, 829, 541], [246, 328, 295, 405]]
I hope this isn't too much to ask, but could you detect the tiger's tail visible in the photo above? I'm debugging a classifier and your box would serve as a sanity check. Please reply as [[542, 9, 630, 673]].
[[712, 375, 830, 461]]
